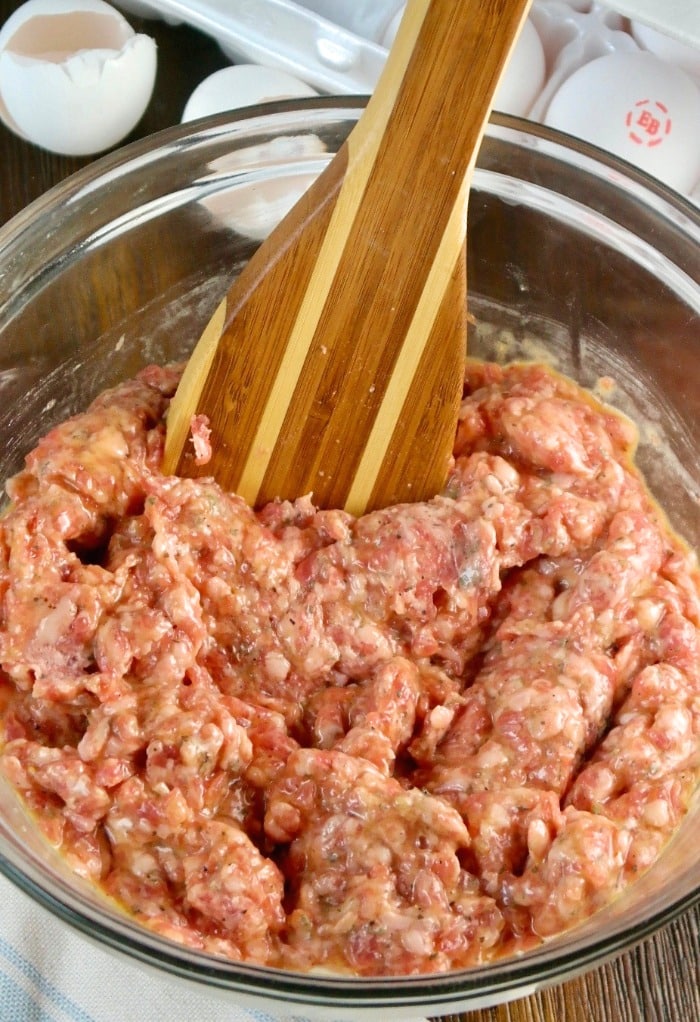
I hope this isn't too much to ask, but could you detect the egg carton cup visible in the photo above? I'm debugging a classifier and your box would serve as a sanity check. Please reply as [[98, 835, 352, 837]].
[[527, 2, 639, 121]]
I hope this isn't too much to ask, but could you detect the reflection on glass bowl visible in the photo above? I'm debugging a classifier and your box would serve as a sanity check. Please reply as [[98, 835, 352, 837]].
[[0, 101, 697, 1018]]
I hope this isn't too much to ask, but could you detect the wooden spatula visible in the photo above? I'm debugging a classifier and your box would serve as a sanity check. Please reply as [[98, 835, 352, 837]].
[[163, 0, 531, 515]]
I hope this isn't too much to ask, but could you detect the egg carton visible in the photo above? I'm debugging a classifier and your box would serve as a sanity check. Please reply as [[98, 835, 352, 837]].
[[114, 0, 700, 201], [114, 0, 397, 93]]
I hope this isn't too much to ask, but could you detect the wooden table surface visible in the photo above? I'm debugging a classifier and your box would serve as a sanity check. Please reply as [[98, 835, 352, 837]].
[[0, 2, 697, 1020]]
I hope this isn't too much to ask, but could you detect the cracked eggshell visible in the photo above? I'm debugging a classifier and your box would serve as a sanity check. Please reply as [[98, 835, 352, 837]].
[[0, 0, 157, 156]]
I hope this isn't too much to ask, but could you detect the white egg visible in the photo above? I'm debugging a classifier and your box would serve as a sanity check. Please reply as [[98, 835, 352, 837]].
[[182, 65, 318, 124], [630, 20, 700, 82], [0, 0, 156, 156], [494, 18, 546, 117], [544, 51, 700, 194], [198, 134, 329, 241], [201, 174, 321, 242], [381, 5, 405, 50]]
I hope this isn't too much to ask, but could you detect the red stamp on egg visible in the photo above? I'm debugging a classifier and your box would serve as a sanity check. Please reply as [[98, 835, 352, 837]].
[[626, 99, 672, 146]]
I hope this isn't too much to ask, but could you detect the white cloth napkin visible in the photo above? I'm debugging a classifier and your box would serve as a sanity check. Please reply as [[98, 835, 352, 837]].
[[0, 868, 280, 1022], [0, 871, 429, 1022]]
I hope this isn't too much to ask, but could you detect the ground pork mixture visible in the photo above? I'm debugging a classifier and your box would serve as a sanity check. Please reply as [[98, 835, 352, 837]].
[[0, 360, 698, 976]]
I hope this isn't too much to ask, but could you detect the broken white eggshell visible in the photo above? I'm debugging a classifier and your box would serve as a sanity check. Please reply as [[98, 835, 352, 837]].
[[182, 65, 318, 124], [0, 0, 157, 156]]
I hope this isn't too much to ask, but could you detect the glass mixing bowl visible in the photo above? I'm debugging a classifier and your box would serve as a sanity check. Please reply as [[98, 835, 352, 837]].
[[0, 100, 697, 1019]]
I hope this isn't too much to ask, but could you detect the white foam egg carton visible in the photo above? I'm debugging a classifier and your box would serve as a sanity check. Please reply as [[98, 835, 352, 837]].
[[114, 0, 394, 93], [114, 0, 700, 201]]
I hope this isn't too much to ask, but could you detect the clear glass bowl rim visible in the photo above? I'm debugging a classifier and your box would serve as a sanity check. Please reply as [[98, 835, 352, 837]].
[[0, 99, 697, 1013]]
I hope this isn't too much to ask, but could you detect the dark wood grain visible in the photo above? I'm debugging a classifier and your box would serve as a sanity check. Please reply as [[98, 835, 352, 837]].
[[0, 2, 697, 1020]]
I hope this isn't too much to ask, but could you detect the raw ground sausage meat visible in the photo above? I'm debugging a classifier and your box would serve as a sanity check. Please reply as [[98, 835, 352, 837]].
[[0, 360, 698, 976]]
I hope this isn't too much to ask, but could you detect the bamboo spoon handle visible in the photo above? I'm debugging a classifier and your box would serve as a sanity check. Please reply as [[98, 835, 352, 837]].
[[164, 0, 531, 514]]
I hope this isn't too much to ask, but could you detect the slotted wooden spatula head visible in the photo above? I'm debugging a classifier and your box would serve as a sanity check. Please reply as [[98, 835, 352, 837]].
[[163, 0, 531, 515]]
